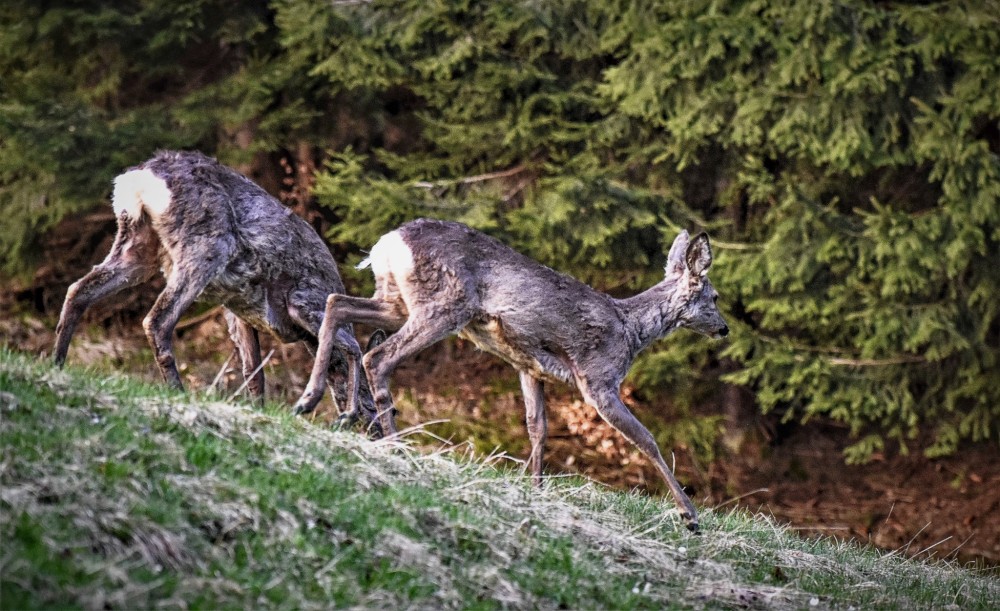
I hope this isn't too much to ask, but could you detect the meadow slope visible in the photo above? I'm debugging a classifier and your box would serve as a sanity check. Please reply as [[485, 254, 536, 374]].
[[1, 349, 997, 610]]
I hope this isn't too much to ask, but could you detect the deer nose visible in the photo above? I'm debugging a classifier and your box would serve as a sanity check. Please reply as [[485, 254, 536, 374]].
[[718, 325, 729, 337]]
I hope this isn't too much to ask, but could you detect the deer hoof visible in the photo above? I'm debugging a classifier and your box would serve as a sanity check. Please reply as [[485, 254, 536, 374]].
[[293, 401, 315, 416], [364, 418, 385, 440], [679, 511, 700, 533], [293, 389, 323, 415], [330, 411, 384, 439], [333, 411, 359, 429]]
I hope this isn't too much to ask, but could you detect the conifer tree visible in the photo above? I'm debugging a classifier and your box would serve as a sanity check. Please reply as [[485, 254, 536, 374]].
[[300, 0, 1000, 460], [2, 0, 997, 460]]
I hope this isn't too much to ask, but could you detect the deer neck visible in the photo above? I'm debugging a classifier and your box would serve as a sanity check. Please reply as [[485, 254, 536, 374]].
[[616, 275, 687, 353]]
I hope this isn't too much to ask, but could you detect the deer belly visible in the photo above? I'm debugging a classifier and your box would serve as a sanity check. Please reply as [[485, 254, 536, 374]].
[[459, 319, 572, 384], [209, 287, 302, 342]]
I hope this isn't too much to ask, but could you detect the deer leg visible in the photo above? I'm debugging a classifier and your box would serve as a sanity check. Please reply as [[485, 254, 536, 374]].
[[142, 256, 227, 390], [293, 294, 405, 418], [54, 219, 158, 366], [519, 371, 547, 486], [299, 334, 350, 406], [329, 326, 364, 422], [363, 315, 465, 438], [581, 384, 699, 532], [224, 310, 264, 401], [292, 319, 362, 421], [295, 334, 386, 437], [335, 329, 390, 436], [290, 292, 399, 437]]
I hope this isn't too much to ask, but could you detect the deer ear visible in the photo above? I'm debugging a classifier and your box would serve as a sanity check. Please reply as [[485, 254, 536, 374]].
[[365, 329, 388, 352], [686, 232, 712, 277], [666, 230, 690, 275]]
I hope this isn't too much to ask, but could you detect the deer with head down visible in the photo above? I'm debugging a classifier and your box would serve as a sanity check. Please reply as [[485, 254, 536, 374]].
[[295, 218, 729, 531], [54, 150, 377, 430]]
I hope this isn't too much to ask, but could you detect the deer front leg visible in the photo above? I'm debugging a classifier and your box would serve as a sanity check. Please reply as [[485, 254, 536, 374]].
[[519, 371, 547, 486], [343, 330, 389, 436], [294, 294, 405, 418], [330, 326, 364, 424], [582, 384, 699, 532], [224, 310, 264, 401], [292, 293, 350, 416]]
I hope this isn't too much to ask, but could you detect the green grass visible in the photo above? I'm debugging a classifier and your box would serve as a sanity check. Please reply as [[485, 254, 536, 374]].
[[1, 347, 997, 609]]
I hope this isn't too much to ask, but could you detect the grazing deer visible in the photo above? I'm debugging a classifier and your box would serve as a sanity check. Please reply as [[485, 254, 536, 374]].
[[53, 150, 376, 430], [295, 218, 729, 531]]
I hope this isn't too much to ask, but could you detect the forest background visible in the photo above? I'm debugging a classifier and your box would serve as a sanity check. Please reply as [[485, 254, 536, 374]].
[[1, 0, 998, 564]]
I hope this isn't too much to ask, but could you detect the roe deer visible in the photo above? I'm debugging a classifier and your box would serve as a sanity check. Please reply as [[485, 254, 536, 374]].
[[294, 218, 729, 531], [53, 150, 377, 430]]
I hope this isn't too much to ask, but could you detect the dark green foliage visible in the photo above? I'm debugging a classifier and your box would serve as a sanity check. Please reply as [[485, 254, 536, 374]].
[[297, 0, 1000, 461], [0, 0, 291, 270], [2, 0, 997, 459]]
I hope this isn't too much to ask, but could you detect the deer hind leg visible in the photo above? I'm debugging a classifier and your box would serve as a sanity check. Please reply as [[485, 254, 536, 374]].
[[519, 371, 548, 486], [363, 313, 467, 438], [224, 310, 264, 401], [142, 241, 232, 390], [581, 383, 699, 532], [293, 294, 406, 422], [54, 217, 158, 366]]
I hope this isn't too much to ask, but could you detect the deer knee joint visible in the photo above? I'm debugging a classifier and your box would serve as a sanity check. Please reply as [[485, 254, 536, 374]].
[[142, 313, 156, 339], [362, 350, 381, 374]]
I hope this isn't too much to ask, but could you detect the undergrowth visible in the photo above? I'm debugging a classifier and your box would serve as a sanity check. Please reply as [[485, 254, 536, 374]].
[[1, 348, 997, 609]]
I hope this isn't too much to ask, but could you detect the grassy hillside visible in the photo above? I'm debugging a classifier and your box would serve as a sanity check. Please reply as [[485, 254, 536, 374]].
[[1, 348, 997, 610]]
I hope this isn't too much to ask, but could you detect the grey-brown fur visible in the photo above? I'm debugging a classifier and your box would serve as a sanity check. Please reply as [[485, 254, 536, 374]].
[[54, 150, 376, 429], [296, 218, 728, 531]]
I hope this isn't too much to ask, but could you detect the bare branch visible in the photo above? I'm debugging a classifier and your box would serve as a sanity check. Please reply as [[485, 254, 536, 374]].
[[827, 355, 926, 367], [413, 164, 531, 190]]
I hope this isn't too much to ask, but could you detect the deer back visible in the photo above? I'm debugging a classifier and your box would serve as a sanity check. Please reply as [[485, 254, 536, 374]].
[[379, 219, 631, 383], [122, 151, 344, 339]]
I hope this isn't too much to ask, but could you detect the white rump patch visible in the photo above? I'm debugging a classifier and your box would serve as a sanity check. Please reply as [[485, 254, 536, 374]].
[[365, 230, 414, 279], [112, 168, 172, 221]]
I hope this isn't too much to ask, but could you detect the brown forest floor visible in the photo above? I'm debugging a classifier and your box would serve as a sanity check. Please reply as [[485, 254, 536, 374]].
[[3, 300, 998, 571]]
